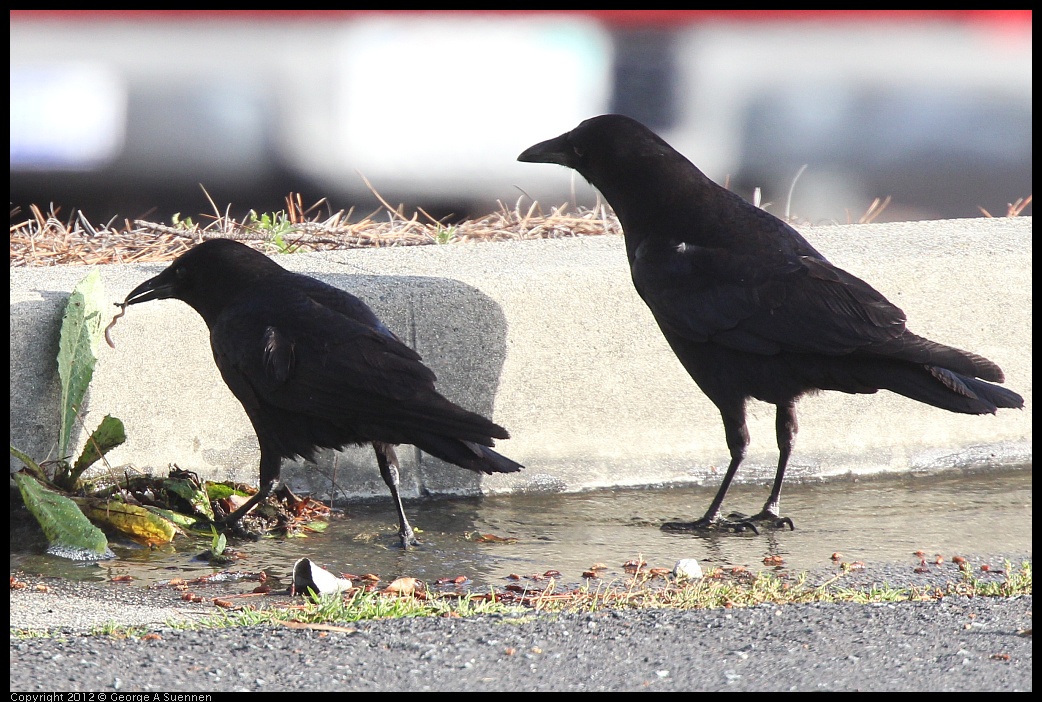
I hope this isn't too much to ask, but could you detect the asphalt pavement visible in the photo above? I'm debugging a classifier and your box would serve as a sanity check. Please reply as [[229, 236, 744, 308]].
[[10, 555, 1032, 692]]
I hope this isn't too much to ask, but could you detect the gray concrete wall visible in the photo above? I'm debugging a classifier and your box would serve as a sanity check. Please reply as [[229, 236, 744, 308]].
[[9, 217, 1032, 505]]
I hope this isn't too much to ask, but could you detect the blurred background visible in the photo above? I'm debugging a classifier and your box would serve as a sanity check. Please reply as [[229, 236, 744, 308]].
[[10, 10, 1032, 225]]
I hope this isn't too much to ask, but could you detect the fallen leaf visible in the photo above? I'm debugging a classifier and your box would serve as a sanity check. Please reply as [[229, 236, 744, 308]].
[[382, 577, 422, 596], [475, 533, 518, 544]]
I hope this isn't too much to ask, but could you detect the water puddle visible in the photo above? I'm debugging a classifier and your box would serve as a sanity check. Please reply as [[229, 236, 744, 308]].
[[10, 468, 1032, 590]]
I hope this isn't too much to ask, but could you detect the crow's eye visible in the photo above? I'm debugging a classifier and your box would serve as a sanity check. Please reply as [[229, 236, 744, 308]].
[[573, 146, 584, 158], [175, 266, 187, 280]]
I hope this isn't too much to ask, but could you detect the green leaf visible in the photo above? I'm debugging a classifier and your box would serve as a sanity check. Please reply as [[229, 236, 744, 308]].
[[164, 476, 215, 521], [141, 505, 203, 529], [13, 472, 113, 561], [205, 482, 249, 501], [10, 445, 46, 482], [212, 530, 227, 557], [78, 498, 179, 546], [71, 415, 126, 479], [57, 269, 108, 459]]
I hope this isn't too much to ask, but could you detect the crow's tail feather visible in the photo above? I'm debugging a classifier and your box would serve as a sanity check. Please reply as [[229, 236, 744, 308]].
[[881, 364, 1024, 415], [412, 432, 523, 474]]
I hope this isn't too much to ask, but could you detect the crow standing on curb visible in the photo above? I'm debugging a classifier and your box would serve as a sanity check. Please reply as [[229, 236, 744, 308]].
[[519, 114, 1023, 533], [122, 239, 521, 547]]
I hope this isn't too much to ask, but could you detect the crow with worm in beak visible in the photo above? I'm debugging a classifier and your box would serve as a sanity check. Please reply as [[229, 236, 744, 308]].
[[121, 238, 521, 547]]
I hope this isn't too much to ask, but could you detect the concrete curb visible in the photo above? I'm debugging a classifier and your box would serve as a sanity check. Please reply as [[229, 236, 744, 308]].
[[9, 217, 1032, 504]]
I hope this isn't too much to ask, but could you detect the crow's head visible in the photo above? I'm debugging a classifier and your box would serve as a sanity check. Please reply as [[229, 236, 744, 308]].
[[123, 238, 282, 326]]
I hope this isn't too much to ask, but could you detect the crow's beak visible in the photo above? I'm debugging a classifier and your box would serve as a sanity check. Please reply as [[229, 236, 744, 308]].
[[518, 132, 576, 168], [123, 271, 176, 307]]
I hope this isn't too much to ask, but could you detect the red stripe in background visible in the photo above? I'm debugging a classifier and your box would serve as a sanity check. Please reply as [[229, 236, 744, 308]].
[[8, 10, 1032, 25]]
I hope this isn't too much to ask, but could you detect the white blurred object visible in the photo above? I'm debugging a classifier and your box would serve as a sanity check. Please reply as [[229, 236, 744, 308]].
[[10, 63, 126, 171], [329, 16, 612, 198], [672, 558, 704, 581]]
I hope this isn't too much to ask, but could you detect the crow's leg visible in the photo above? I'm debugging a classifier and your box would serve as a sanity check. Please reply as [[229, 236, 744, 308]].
[[662, 403, 759, 535], [373, 441, 419, 548], [743, 403, 796, 530], [214, 447, 282, 536]]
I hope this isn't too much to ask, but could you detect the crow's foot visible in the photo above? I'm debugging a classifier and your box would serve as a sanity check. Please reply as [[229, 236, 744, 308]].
[[210, 516, 266, 541], [398, 527, 420, 550], [661, 516, 760, 535], [737, 510, 795, 531]]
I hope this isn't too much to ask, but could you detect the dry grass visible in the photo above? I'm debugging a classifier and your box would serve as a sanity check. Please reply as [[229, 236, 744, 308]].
[[9, 193, 623, 268], [11, 189, 1030, 268], [978, 195, 1032, 218]]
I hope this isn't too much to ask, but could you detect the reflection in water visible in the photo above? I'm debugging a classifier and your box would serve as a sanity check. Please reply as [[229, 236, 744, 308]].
[[10, 469, 1031, 590]]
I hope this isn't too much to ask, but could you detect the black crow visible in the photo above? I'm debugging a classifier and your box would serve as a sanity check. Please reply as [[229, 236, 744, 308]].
[[519, 114, 1023, 533], [122, 239, 521, 547]]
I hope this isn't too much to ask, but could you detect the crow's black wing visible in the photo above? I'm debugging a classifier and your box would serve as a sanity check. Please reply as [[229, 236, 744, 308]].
[[631, 237, 909, 356], [210, 283, 503, 448], [632, 239, 1004, 379]]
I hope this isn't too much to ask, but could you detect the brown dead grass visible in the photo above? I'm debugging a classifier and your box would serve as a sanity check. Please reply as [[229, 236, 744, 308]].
[[10, 194, 623, 268], [11, 190, 1029, 268]]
